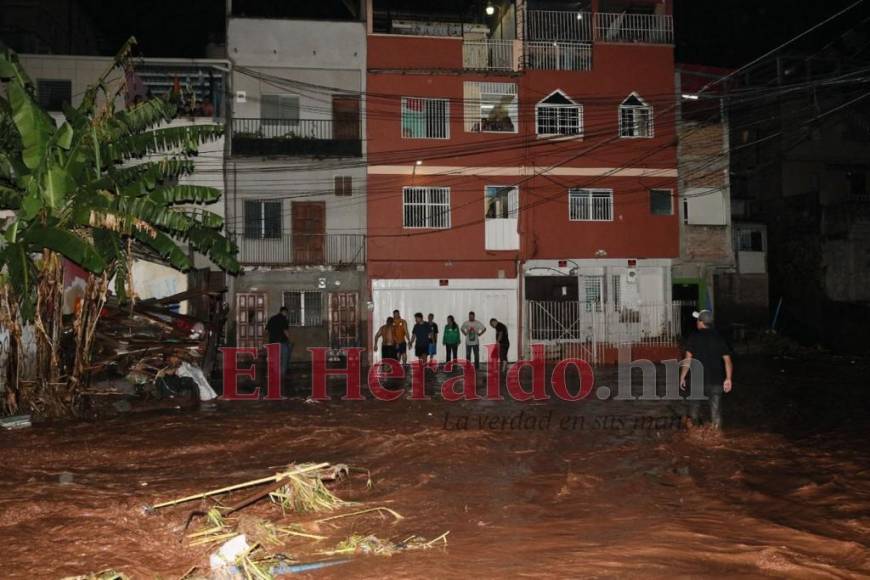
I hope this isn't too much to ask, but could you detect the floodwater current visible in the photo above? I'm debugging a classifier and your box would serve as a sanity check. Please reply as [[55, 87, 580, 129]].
[[1, 354, 868, 578]]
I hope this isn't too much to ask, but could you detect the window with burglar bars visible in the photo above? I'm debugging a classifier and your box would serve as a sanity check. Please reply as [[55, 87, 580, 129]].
[[284, 291, 323, 327], [569, 189, 613, 221], [464, 81, 518, 133], [584, 276, 604, 312], [619, 93, 653, 138], [334, 176, 352, 196], [244, 200, 282, 239], [536, 91, 582, 136], [403, 187, 451, 229], [401, 97, 449, 139]]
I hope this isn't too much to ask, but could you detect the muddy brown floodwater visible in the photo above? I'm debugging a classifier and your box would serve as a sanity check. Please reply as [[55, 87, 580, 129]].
[[1, 354, 869, 579]]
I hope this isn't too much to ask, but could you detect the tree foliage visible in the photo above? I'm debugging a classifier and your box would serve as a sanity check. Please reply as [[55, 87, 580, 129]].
[[0, 38, 238, 415]]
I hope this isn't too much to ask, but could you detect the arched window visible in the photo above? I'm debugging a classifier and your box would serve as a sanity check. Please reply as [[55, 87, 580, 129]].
[[619, 92, 654, 138], [535, 90, 583, 137]]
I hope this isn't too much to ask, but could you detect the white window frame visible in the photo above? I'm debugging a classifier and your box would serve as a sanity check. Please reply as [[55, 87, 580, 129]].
[[485, 185, 519, 220], [402, 186, 451, 229], [649, 188, 673, 215], [569, 189, 614, 222], [619, 92, 654, 139], [401, 97, 450, 140], [464, 81, 518, 134], [284, 290, 323, 327], [736, 228, 765, 252], [535, 90, 583, 138]]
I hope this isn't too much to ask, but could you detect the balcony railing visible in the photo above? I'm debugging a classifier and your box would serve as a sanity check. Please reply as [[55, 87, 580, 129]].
[[525, 41, 592, 71], [527, 10, 673, 45], [231, 118, 362, 157], [237, 233, 366, 267], [463, 40, 518, 71], [594, 12, 674, 45], [526, 10, 593, 42]]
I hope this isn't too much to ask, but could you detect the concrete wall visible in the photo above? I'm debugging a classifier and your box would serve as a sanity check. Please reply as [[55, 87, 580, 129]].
[[228, 18, 366, 69], [231, 268, 367, 360], [226, 159, 367, 239], [226, 17, 369, 354], [714, 273, 769, 328]]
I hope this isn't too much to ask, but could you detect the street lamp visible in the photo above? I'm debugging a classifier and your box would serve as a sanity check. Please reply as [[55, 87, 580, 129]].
[[486, 2, 495, 16]]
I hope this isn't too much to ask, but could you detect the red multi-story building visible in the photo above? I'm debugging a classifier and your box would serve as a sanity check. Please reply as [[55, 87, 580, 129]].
[[366, 0, 679, 362]]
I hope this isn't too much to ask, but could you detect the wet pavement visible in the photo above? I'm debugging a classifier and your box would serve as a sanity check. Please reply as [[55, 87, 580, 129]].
[[1, 354, 868, 578]]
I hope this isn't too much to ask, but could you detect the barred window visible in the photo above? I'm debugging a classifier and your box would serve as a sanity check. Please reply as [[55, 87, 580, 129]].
[[536, 91, 582, 136], [584, 276, 603, 312], [401, 97, 449, 139], [284, 291, 323, 327], [244, 200, 282, 239], [403, 187, 451, 229], [464, 82, 518, 133], [619, 93, 654, 138], [569, 189, 613, 221]]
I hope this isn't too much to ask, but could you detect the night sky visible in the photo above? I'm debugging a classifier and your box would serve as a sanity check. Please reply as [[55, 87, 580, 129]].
[[74, 0, 867, 66]]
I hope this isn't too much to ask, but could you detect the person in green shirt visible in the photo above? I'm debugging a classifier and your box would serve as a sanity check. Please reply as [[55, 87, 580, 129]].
[[442, 315, 461, 363]]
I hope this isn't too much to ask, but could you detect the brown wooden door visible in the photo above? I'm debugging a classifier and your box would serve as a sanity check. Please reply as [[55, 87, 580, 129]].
[[292, 201, 325, 264], [236, 292, 267, 349], [332, 96, 360, 141], [328, 292, 359, 348]]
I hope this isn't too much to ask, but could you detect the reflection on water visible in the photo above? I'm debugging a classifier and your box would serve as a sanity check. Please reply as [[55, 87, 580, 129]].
[[0, 355, 867, 578]]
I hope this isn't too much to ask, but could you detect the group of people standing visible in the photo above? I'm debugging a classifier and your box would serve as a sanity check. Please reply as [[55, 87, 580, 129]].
[[375, 310, 510, 371]]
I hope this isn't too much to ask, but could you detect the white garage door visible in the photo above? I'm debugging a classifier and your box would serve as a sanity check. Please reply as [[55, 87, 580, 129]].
[[371, 279, 519, 362]]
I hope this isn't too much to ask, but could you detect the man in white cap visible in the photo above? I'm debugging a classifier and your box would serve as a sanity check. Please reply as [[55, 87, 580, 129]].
[[679, 309, 733, 430]]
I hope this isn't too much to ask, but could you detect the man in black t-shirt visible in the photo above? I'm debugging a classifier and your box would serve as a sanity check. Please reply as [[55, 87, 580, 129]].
[[490, 318, 510, 373], [265, 306, 292, 376], [679, 309, 733, 430], [409, 312, 431, 363]]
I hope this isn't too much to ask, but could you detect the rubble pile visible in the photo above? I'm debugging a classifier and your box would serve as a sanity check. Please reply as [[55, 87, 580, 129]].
[[83, 290, 227, 405]]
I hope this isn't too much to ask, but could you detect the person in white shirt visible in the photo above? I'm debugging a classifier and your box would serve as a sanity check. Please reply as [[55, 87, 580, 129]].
[[461, 311, 487, 369]]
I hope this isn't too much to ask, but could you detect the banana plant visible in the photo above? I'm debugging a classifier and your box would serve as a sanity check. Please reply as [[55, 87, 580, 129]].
[[0, 38, 239, 415]]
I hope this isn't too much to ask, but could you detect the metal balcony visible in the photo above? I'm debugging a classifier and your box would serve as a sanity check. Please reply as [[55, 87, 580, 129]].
[[594, 12, 674, 45], [231, 118, 362, 157], [463, 39, 519, 71], [237, 233, 366, 267], [525, 41, 592, 71]]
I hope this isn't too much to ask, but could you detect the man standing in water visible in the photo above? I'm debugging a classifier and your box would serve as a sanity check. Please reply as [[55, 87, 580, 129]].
[[490, 317, 510, 373], [265, 306, 292, 377], [374, 316, 397, 364], [461, 311, 486, 370], [679, 309, 733, 430], [409, 312, 432, 364], [392, 309, 409, 366]]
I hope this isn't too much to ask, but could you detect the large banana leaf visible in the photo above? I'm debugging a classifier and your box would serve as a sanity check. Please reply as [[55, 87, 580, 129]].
[[148, 184, 221, 204], [23, 226, 106, 273], [134, 228, 191, 271], [6, 80, 55, 170], [102, 125, 223, 162]]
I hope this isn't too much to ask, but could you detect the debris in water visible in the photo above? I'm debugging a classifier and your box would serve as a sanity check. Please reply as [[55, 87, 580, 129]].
[[0, 414, 31, 429]]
